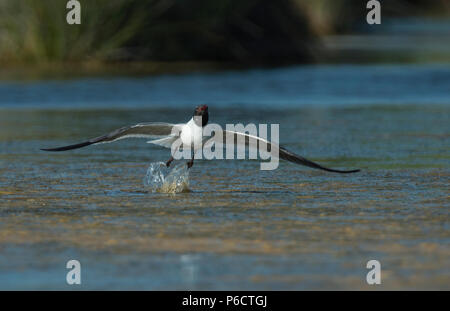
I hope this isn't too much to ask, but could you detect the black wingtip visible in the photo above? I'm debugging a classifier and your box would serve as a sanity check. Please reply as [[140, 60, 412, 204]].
[[279, 147, 361, 174], [318, 167, 360, 174], [337, 168, 360, 174], [40, 141, 93, 152]]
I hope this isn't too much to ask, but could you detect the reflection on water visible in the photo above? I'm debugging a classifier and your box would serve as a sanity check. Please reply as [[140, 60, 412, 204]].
[[144, 162, 190, 193], [0, 64, 449, 290]]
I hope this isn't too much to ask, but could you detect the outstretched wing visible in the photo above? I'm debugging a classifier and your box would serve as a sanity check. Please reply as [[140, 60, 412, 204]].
[[41, 122, 178, 151], [206, 129, 360, 174]]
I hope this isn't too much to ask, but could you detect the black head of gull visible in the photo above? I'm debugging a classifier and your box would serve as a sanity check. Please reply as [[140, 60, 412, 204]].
[[193, 105, 209, 127]]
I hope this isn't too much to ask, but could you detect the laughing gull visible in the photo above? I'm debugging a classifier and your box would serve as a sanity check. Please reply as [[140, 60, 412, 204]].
[[41, 105, 360, 173]]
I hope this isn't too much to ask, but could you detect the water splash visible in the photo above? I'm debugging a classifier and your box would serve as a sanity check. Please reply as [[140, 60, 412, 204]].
[[143, 162, 190, 193]]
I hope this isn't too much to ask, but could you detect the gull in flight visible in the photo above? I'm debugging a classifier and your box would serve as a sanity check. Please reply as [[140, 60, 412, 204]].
[[41, 105, 360, 173]]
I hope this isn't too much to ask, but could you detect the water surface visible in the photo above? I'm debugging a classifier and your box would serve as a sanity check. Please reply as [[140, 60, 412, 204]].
[[0, 64, 449, 289]]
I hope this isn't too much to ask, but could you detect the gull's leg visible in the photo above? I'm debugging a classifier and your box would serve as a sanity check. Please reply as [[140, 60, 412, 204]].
[[187, 149, 194, 169], [166, 156, 174, 167]]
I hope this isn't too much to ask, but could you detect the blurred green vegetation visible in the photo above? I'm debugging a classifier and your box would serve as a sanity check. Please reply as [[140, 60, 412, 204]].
[[0, 0, 448, 73], [0, 0, 315, 65]]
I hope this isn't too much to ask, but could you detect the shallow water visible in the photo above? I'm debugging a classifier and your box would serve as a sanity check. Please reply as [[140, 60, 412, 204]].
[[0, 64, 449, 290]]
